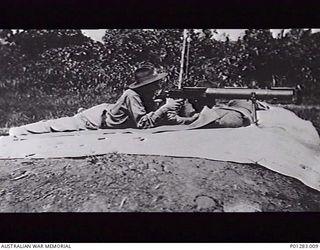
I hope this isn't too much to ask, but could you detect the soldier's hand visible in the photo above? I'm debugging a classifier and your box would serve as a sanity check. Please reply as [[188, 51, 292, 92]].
[[166, 111, 199, 125], [166, 110, 178, 121], [191, 113, 199, 120], [163, 98, 184, 111]]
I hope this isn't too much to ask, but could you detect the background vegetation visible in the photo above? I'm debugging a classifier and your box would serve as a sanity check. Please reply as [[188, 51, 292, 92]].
[[0, 29, 319, 130]]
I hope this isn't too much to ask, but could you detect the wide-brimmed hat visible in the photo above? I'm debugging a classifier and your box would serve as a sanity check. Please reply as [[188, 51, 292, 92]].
[[129, 66, 168, 89]]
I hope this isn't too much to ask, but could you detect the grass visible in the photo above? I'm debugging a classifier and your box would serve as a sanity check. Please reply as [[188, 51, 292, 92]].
[[0, 89, 119, 130]]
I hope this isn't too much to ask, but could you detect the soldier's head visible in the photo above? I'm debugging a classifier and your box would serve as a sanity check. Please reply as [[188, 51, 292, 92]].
[[129, 65, 167, 98]]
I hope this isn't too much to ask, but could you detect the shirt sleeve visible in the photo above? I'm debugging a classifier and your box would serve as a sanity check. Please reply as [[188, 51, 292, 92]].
[[125, 93, 165, 129], [166, 111, 199, 125]]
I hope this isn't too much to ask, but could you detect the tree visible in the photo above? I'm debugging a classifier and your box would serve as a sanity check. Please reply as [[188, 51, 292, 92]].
[[12, 29, 91, 59], [1, 28, 320, 105], [237, 29, 276, 87], [0, 30, 26, 90], [102, 29, 185, 90], [0, 29, 13, 43], [280, 29, 320, 102]]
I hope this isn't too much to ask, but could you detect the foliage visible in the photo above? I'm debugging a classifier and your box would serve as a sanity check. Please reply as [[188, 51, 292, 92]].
[[102, 29, 184, 90], [1, 28, 320, 128]]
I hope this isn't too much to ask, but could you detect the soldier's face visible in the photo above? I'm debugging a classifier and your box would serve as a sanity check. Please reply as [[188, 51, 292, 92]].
[[151, 80, 161, 90], [142, 81, 161, 96]]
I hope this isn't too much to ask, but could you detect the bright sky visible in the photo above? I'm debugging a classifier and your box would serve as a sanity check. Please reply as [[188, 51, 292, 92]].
[[82, 29, 320, 42], [81, 29, 250, 42]]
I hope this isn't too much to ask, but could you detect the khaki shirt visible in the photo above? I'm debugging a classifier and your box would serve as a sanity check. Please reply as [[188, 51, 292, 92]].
[[103, 89, 164, 129], [78, 89, 197, 130]]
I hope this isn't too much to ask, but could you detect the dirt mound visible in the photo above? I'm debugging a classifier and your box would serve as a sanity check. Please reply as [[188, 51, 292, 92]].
[[0, 153, 319, 212]]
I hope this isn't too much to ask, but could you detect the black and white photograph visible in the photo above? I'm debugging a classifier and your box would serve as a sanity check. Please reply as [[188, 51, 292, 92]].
[[0, 28, 319, 214], [1, 22, 320, 245]]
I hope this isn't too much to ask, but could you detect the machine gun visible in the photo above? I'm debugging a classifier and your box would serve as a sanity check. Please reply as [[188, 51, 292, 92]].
[[156, 86, 301, 124], [163, 30, 301, 124]]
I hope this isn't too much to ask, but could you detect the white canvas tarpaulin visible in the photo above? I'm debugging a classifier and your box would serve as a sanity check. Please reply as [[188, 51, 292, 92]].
[[1, 106, 320, 191]]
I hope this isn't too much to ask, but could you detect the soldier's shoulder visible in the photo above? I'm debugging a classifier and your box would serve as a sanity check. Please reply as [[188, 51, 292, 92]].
[[123, 89, 140, 98]]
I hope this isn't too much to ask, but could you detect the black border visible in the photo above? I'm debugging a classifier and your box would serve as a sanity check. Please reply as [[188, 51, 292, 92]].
[[0, 0, 320, 28], [0, 0, 320, 243], [0, 213, 319, 242]]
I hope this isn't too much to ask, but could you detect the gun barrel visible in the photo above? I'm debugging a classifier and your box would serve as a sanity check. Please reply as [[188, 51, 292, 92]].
[[205, 88, 295, 100]]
